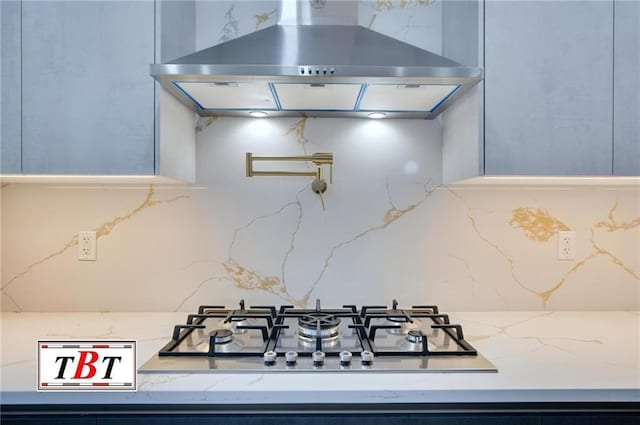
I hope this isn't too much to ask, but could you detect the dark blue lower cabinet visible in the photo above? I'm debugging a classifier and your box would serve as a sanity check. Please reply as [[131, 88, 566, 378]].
[[93, 414, 640, 425], [541, 415, 640, 425], [0, 417, 94, 425], [94, 415, 541, 425], [1, 406, 638, 425]]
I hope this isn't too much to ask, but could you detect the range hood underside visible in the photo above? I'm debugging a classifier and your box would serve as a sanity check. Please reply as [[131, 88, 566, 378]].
[[155, 74, 480, 119], [152, 25, 482, 119]]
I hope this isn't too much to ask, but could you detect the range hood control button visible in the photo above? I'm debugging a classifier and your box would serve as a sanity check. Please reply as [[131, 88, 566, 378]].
[[285, 351, 298, 365], [312, 350, 325, 366], [330, 68, 335, 74], [263, 351, 277, 366], [339, 351, 353, 366], [361, 350, 374, 366]]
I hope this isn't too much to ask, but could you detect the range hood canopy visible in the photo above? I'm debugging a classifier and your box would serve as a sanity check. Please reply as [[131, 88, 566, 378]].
[[151, 0, 482, 119]]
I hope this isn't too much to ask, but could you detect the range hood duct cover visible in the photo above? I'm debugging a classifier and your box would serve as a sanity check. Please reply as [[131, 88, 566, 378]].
[[151, 0, 482, 119]]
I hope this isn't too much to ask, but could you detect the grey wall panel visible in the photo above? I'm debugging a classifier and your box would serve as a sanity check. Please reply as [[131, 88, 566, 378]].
[[442, 0, 479, 67], [613, 0, 640, 176], [159, 1, 196, 63], [485, 1, 613, 176], [21, 1, 155, 175], [1, 1, 22, 174]]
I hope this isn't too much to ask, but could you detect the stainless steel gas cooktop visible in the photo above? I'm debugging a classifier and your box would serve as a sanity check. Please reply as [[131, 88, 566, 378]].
[[140, 300, 497, 373]]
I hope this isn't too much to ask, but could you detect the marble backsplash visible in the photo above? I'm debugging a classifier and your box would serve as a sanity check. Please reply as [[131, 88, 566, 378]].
[[1, 0, 638, 312], [1, 115, 638, 312]]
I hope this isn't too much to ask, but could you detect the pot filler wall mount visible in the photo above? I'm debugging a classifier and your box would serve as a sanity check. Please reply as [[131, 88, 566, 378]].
[[150, 0, 483, 120], [246, 152, 334, 209]]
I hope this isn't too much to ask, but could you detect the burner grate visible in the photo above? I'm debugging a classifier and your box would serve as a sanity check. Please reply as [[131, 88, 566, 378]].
[[157, 299, 479, 359], [360, 300, 477, 356], [158, 300, 277, 357]]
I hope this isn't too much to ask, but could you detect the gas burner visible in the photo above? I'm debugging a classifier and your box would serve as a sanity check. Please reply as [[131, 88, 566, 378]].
[[297, 334, 340, 348], [297, 312, 341, 340], [229, 317, 248, 334], [406, 329, 423, 344], [211, 329, 233, 344], [386, 316, 410, 323], [396, 329, 437, 353], [194, 329, 244, 354], [385, 318, 417, 335]]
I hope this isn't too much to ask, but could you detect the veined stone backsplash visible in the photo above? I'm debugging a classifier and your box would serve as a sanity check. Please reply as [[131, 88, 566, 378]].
[[1, 0, 638, 312], [1, 116, 639, 312]]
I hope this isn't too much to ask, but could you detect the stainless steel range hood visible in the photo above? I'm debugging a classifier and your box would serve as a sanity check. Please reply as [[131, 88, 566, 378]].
[[151, 0, 482, 119]]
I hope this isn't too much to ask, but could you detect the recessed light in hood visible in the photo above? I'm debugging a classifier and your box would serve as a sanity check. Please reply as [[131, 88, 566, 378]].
[[151, 0, 482, 119]]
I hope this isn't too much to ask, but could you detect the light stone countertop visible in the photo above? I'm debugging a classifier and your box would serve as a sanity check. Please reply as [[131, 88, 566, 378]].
[[1, 311, 638, 405]]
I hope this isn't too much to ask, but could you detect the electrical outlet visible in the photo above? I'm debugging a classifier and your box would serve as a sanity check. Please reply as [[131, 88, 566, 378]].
[[557, 230, 575, 261], [78, 231, 97, 261]]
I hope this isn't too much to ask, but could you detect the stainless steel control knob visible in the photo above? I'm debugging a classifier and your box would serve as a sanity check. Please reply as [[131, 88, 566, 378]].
[[263, 350, 277, 366], [339, 351, 353, 366], [285, 351, 298, 365], [312, 350, 325, 366], [361, 350, 374, 366]]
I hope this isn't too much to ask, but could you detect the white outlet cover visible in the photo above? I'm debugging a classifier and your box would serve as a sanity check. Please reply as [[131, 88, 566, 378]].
[[557, 230, 576, 261], [78, 231, 97, 261]]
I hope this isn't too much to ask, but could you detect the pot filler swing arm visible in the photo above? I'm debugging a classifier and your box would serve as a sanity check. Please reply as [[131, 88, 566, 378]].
[[245, 152, 334, 209]]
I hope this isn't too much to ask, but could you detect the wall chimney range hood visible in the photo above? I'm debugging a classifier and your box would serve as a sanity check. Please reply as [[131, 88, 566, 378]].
[[151, 0, 482, 119]]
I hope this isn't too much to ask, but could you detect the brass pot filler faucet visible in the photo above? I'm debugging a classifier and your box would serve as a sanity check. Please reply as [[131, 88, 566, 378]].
[[245, 152, 334, 209]]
